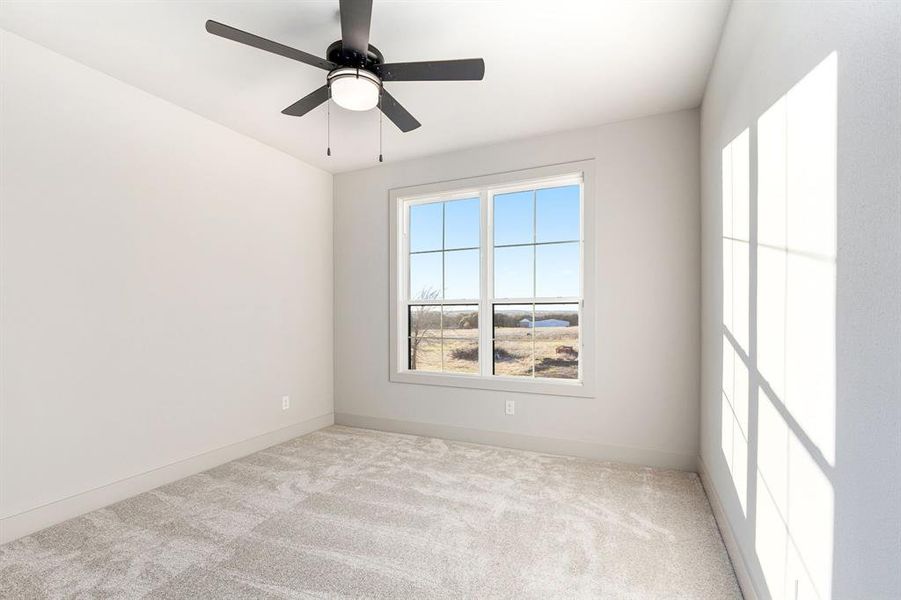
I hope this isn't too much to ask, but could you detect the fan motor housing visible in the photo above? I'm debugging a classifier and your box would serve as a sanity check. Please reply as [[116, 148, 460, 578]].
[[326, 40, 384, 70]]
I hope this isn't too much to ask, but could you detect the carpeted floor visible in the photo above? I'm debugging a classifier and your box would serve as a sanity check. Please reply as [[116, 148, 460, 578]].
[[1, 426, 741, 599]]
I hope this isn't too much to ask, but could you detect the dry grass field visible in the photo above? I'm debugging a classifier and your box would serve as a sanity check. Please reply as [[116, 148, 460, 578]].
[[410, 322, 579, 380], [495, 325, 579, 379]]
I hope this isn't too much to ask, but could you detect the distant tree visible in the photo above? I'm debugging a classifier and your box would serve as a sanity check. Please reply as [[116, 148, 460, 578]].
[[409, 287, 440, 370]]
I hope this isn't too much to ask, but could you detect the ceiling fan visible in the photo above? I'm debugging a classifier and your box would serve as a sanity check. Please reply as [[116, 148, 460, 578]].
[[205, 0, 485, 134]]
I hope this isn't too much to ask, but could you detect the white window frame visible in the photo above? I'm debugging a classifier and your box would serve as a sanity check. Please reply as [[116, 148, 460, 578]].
[[389, 160, 596, 397]]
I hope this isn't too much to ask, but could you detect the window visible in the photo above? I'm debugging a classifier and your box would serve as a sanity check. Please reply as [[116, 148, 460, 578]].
[[407, 196, 481, 375], [390, 161, 595, 396]]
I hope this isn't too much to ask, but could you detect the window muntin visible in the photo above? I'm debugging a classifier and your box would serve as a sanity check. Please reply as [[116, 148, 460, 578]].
[[402, 176, 583, 383]]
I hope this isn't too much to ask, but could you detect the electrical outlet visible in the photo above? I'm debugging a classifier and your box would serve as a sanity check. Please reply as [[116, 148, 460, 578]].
[[281, 395, 290, 410], [505, 400, 515, 416]]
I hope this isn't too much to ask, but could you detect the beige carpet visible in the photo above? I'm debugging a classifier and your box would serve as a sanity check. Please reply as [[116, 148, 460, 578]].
[[0, 426, 740, 599]]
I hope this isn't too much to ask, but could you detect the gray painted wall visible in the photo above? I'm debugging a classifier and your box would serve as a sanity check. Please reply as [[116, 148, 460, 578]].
[[334, 109, 702, 469], [700, 1, 901, 597], [0, 31, 334, 539]]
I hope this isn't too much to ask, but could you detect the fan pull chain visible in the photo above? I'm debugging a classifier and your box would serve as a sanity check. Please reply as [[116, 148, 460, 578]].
[[326, 85, 331, 157], [378, 87, 384, 163]]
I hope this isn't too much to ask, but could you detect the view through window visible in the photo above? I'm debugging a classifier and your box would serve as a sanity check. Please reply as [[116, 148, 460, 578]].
[[403, 177, 583, 381]]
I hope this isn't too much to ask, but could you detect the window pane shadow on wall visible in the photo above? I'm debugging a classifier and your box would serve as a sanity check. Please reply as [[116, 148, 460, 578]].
[[720, 52, 837, 600]]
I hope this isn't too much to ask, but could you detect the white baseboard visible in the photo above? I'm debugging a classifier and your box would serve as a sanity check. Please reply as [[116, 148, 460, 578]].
[[334, 412, 697, 471], [697, 454, 760, 600], [0, 412, 334, 545]]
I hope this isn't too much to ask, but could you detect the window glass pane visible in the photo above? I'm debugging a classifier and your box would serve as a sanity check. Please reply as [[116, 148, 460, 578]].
[[493, 190, 533, 246], [535, 242, 579, 297], [533, 304, 579, 339], [444, 197, 480, 250], [494, 245, 533, 298], [409, 305, 441, 339], [493, 340, 533, 377], [534, 339, 579, 379], [409, 337, 441, 372], [444, 249, 479, 300], [533, 304, 579, 379], [536, 185, 580, 243], [442, 305, 479, 339], [493, 304, 533, 338], [444, 340, 479, 374], [410, 252, 442, 300], [409, 202, 443, 253]]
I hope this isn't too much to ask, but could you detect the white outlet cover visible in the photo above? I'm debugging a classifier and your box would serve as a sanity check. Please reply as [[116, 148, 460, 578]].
[[505, 400, 515, 415]]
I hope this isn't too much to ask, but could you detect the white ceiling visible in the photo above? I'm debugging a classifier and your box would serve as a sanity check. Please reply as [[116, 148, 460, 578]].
[[0, 1, 730, 173]]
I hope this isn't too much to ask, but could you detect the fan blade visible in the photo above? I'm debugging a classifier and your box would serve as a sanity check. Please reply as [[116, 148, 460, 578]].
[[206, 20, 336, 71], [282, 86, 330, 117], [380, 89, 421, 132], [339, 0, 373, 57], [374, 59, 485, 82]]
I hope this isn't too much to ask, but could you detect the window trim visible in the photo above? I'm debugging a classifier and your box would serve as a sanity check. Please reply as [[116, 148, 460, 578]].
[[389, 160, 596, 397]]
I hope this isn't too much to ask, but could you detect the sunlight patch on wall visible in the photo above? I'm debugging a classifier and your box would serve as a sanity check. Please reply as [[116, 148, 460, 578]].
[[755, 52, 837, 599], [722, 336, 749, 513], [723, 129, 750, 352], [721, 128, 750, 514], [755, 404, 835, 599]]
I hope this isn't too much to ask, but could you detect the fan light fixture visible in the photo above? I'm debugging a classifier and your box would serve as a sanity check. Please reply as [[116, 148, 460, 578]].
[[328, 68, 381, 111], [206, 0, 486, 162]]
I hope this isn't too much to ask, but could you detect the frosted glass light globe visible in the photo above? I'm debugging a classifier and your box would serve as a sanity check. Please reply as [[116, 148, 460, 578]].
[[328, 68, 380, 111]]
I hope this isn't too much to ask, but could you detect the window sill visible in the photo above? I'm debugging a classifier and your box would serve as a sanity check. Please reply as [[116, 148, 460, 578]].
[[389, 370, 595, 398]]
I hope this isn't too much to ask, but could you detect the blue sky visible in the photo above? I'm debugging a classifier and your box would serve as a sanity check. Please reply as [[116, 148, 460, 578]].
[[410, 185, 580, 300]]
